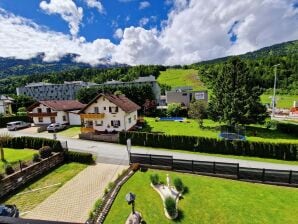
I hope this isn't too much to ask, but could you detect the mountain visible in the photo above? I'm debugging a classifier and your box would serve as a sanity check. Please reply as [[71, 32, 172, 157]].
[[0, 53, 122, 78]]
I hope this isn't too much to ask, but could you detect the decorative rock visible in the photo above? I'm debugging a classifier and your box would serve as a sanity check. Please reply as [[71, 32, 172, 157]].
[[125, 211, 142, 224]]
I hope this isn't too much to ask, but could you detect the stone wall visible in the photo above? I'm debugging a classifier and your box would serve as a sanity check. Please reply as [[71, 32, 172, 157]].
[[79, 132, 119, 143]]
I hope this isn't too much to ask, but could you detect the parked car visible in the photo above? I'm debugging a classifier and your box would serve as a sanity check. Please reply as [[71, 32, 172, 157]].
[[47, 123, 66, 132], [0, 204, 19, 217], [6, 121, 31, 131]]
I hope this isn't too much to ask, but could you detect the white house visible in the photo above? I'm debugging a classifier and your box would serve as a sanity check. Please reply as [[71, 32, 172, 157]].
[[0, 95, 14, 116], [28, 100, 86, 125], [79, 93, 141, 133]]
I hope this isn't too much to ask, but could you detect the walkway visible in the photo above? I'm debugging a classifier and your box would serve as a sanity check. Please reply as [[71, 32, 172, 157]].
[[24, 163, 127, 223]]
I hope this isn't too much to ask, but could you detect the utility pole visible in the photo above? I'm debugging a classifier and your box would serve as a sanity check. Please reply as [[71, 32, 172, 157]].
[[272, 64, 280, 119]]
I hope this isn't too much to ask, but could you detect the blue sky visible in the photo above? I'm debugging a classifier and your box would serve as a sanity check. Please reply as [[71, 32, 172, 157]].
[[0, 0, 297, 65], [0, 0, 171, 43]]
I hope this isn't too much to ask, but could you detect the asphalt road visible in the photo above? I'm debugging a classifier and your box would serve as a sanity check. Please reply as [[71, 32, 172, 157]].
[[1, 127, 298, 171]]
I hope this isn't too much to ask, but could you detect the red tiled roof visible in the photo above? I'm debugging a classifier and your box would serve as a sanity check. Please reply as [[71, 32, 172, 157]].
[[80, 93, 141, 113], [29, 100, 86, 111]]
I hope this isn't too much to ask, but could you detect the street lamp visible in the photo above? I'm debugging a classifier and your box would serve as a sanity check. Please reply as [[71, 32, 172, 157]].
[[125, 192, 136, 214], [272, 64, 280, 118]]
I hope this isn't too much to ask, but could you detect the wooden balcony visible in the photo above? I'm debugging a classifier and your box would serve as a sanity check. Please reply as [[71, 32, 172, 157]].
[[29, 112, 57, 117], [80, 113, 105, 119], [81, 127, 95, 133]]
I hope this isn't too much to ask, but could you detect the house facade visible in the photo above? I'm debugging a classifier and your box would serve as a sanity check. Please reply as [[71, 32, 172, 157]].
[[165, 89, 208, 107], [79, 94, 141, 133], [0, 95, 14, 116], [28, 100, 86, 125]]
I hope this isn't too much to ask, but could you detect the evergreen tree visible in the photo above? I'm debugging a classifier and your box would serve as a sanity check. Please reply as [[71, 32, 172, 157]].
[[208, 57, 268, 125]]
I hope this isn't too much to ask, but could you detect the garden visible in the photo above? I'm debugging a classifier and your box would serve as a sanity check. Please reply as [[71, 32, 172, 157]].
[[104, 169, 298, 224]]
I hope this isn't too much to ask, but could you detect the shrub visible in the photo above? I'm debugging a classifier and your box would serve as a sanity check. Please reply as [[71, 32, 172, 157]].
[[150, 173, 159, 185], [32, 153, 40, 162], [276, 122, 298, 137], [5, 164, 14, 175], [108, 181, 115, 190], [130, 163, 140, 171], [173, 178, 184, 193], [39, 146, 52, 159], [164, 197, 176, 217], [66, 151, 94, 164], [0, 173, 4, 180]]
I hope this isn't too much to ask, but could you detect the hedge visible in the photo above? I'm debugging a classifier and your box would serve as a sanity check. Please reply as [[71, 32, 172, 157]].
[[276, 122, 298, 137], [0, 116, 32, 128], [3, 136, 63, 152], [119, 131, 298, 161], [66, 151, 94, 164]]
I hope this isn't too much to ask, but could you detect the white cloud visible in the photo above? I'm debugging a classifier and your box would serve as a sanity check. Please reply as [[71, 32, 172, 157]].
[[139, 1, 150, 10], [40, 0, 83, 37], [1, 0, 298, 66], [139, 17, 149, 27], [113, 28, 124, 39], [84, 0, 104, 14]]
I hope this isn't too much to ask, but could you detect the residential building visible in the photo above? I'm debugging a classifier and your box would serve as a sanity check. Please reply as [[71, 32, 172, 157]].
[[0, 95, 14, 116], [165, 88, 208, 107], [96, 75, 161, 102], [28, 100, 86, 125], [16, 81, 97, 101], [79, 93, 141, 133]]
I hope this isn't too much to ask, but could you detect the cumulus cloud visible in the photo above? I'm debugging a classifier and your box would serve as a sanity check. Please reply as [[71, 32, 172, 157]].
[[139, 1, 150, 10], [113, 28, 124, 39], [84, 0, 104, 14], [40, 0, 83, 37], [1, 0, 298, 66]]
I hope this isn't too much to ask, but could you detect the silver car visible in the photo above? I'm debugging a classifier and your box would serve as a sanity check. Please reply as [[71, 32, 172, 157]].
[[47, 123, 66, 132], [7, 121, 31, 131]]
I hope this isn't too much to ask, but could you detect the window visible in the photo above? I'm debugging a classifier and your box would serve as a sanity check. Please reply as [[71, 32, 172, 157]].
[[94, 107, 99, 113], [134, 115, 137, 121], [37, 108, 42, 113], [47, 108, 51, 113], [63, 116, 67, 121], [128, 117, 132, 124], [109, 106, 118, 114], [38, 117, 43, 122], [103, 107, 106, 110], [111, 120, 120, 127], [85, 120, 93, 128], [50, 117, 56, 123], [95, 120, 103, 126]]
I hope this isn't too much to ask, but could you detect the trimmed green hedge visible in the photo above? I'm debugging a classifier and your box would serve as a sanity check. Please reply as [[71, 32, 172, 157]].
[[3, 136, 63, 152], [66, 151, 94, 164], [276, 122, 298, 137], [120, 131, 298, 161], [0, 116, 32, 128]]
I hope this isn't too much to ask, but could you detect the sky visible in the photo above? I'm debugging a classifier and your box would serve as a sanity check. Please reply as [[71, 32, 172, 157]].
[[0, 0, 297, 65]]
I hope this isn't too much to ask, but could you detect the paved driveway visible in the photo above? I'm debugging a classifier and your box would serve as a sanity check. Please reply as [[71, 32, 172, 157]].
[[24, 163, 127, 223]]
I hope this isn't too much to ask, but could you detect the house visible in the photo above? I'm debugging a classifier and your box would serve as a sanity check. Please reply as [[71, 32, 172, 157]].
[[0, 95, 14, 116], [79, 93, 141, 133], [165, 88, 208, 107], [28, 100, 86, 125]]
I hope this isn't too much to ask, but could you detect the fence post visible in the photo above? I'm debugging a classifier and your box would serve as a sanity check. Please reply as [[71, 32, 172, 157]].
[[262, 169, 265, 182], [236, 163, 240, 179], [213, 162, 216, 174], [289, 170, 292, 184]]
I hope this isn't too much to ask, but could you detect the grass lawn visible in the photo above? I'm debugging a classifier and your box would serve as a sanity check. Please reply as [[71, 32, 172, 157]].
[[105, 169, 298, 224], [261, 94, 298, 109], [0, 148, 36, 173], [143, 117, 298, 144], [0, 162, 87, 213], [158, 69, 206, 91], [59, 126, 81, 137]]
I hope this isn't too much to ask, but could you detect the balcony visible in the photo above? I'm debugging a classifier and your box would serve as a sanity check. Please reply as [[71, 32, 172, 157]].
[[80, 113, 105, 119], [81, 127, 95, 133], [29, 112, 57, 117]]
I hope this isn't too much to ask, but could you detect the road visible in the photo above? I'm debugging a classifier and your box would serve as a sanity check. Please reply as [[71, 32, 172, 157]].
[[1, 127, 298, 171]]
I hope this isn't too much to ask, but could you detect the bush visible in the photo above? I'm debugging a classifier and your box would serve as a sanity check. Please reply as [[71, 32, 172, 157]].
[[164, 197, 176, 217], [66, 151, 94, 164], [276, 122, 298, 137], [0, 173, 4, 180], [173, 178, 184, 193], [5, 164, 14, 175], [39, 146, 52, 159], [130, 163, 140, 171], [32, 153, 40, 162], [150, 173, 159, 185]]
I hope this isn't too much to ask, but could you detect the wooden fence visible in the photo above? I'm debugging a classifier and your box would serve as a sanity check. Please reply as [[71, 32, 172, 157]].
[[129, 153, 298, 187]]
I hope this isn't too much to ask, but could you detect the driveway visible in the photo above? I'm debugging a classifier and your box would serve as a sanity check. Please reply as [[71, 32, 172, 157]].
[[24, 163, 127, 223]]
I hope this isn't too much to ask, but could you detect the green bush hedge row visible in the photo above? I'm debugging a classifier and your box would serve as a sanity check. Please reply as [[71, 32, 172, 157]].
[[66, 151, 94, 164], [276, 122, 298, 137], [4, 136, 63, 152], [120, 131, 298, 161], [0, 116, 32, 128]]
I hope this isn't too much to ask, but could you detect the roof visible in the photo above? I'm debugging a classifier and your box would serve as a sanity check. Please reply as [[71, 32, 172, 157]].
[[0, 95, 14, 101], [28, 100, 86, 111], [80, 93, 141, 113]]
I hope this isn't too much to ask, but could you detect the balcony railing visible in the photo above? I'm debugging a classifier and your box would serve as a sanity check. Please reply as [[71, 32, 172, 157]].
[[29, 112, 57, 117], [80, 113, 105, 119], [81, 127, 95, 133]]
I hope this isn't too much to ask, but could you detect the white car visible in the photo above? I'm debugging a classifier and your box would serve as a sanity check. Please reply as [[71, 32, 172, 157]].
[[47, 123, 66, 132], [7, 121, 31, 131]]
